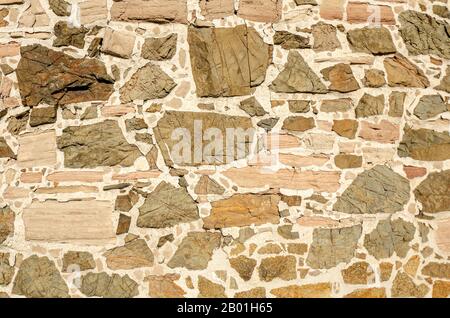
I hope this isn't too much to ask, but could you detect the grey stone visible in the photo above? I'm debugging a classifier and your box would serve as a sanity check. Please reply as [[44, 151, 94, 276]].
[[141, 34, 177, 60], [80, 272, 139, 298], [414, 95, 448, 120], [239, 97, 267, 117], [347, 27, 396, 55], [398, 127, 450, 161]]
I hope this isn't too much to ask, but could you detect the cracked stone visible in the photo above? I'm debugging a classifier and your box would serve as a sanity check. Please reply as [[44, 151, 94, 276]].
[[0, 206, 14, 244], [80, 272, 139, 298], [398, 127, 450, 161], [321, 63, 360, 93], [62, 251, 95, 272], [384, 54, 429, 88], [355, 93, 385, 118], [229, 256, 256, 281], [414, 170, 450, 214], [258, 256, 297, 282], [347, 27, 396, 55], [413, 95, 448, 120], [104, 239, 154, 270], [273, 31, 310, 49], [53, 21, 88, 49], [141, 34, 177, 61], [29, 106, 57, 127]]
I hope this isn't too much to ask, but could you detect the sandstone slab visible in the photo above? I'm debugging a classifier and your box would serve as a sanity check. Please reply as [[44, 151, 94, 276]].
[[80, 272, 139, 298], [17, 131, 57, 168], [398, 127, 450, 161], [111, 0, 187, 23], [104, 239, 154, 270]]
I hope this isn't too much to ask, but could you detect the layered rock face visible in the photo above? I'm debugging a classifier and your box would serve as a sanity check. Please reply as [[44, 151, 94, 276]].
[[0, 0, 449, 299]]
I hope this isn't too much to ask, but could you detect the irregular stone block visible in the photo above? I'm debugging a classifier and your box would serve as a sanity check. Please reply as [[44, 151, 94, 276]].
[[17, 131, 57, 168], [141, 34, 177, 61], [111, 0, 188, 23], [104, 239, 154, 270], [237, 0, 282, 23], [101, 28, 136, 58], [384, 54, 429, 88], [347, 27, 396, 55], [0, 206, 14, 244], [0, 137, 15, 158], [321, 63, 360, 93], [258, 256, 297, 282], [80, 272, 139, 298], [62, 251, 95, 272], [413, 95, 449, 120], [414, 170, 450, 214], [271, 283, 332, 298], [146, 274, 186, 298], [199, 0, 234, 20], [398, 127, 450, 161]]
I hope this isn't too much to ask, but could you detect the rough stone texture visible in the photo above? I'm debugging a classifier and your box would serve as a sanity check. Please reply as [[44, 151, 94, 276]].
[[437, 67, 450, 93], [341, 262, 373, 285], [188, 25, 271, 97], [355, 93, 385, 118], [198, 276, 226, 298], [29, 106, 57, 127], [312, 22, 340, 52], [12, 255, 69, 298], [422, 263, 450, 279], [414, 170, 450, 214], [332, 119, 358, 139], [57, 120, 141, 168], [49, 0, 70, 16], [102, 28, 136, 59], [413, 95, 448, 120], [258, 256, 297, 282], [321, 63, 359, 93], [0, 207, 14, 244], [384, 54, 430, 88], [16, 44, 114, 107], [334, 165, 410, 214], [271, 283, 331, 298], [306, 225, 362, 269], [346, 27, 396, 55], [80, 272, 139, 298], [53, 21, 88, 49], [142, 34, 177, 61], [363, 69, 386, 88], [0, 138, 15, 159], [398, 127, 450, 161], [391, 272, 429, 298], [104, 239, 154, 270], [364, 218, 416, 259], [239, 96, 267, 117], [229, 256, 256, 281], [147, 274, 185, 298], [282, 116, 315, 132], [137, 181, 199, 228], [273, 31, 310, 50], [62, 251, 95, 272], [111, 0, 188, 24], [167, 232, 221, 270]]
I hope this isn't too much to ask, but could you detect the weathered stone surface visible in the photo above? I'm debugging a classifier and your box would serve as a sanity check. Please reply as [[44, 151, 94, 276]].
[[271, 283, 331, 298], [194, 176, 225, 195], [141, 34, 177, 61], [334, 165, 410, 214], [321, 63, 359, 93], [120, 63, 175, 102], [199, 0, 234, 20], [12, 255, 69, 298], [23, 200, 114, 243], [0, 253, 14, 286], [399, 10, 450, 59], [29, 106, 57, 127], [18, 0, 49, 27], [346, 2, 395, 25], [359, 120, 399, 144], [62, 251, 95, 272], [104, 239, 154, 270], [334, 154, 362, 169], [342, 262, 373, 284], [116, 214, 131, 235], [198, 276, 226, 298], [273, 31, 310, 49], [312, 22, 340, 52], [17, 131, 57, 168], [363, 69, 386, 88], [288, 100, 310, 113], [388, 91, 406, 117], [203, 194, 280, 229], [167, 232, 221, 270], [137, 181, 199, 228], [235, 287, 266, 298], [7, 111, 29, 135], [79, 0, 107, 24], [0, 138, 14, 159], [332, 119, 358, 139], [414, 170, 449, 214], [270, 51, 327, 93], [435, 218, 450, 255], [391, 272, 429, 298], [344, 288, 386, 298], [16, 44, 114, 107], [384, 54, 429, 88], [237, 0, 281, 23], [422, 262, 450, 279], [432, 280, 450, 298], [355, 93, 385, 118], [364, 218, 415, 259], [111, 0, 188, 24], [306, 225, 362, 269], [154, 111, 254, 166], [53, 21, 88, 48], [115, 190, 139, 212], [80, 272, 139, 298], [49, 0, 70, 16], [437, 67, 450, 93], [146, 274, 185, 298], [347, 27, 396, 55], [101, 28, 136, 58], [258, 256, 296, 282], [282, 116, 315, 132], [229, 256, 256, 281], [398, 127, 450, 161], [188, 25, 271, 97], [414, 95, 448, 120], [239, 97, 267, 117], [57, 120, 141, 168], [0, 207, 14, 244]]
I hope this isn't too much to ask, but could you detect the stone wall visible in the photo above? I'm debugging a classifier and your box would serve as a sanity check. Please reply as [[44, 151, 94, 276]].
[[0, 0, 449, 298]]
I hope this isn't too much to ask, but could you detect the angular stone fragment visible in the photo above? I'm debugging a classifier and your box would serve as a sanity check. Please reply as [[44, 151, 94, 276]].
[[391, 272, 429, 298], [334, 154, 362, 169], [359, 120, 399, 144], [57, 120, 141, 168], [355, 93, 384, 118], [282, 116, 315, 132], [79, 0, 107, 24], [342, 262, 373, 284], [199, 0, 234, 20], [257, 118, 279, 131], [258, 256, 296, 282], [398, 127, 450, 161], [435, 218, 450, 255], [399, 10, 450, 59], [0, 206, 14, 244], [0, 253, 14, 286], [29, 106, 57, 127], [332, 119, 358, 139], [437, 67, 450, 93], [306, 225, 362, 269], [17, 131, 57, 168], [288, 100, 310, 113], [422, 262, 450, 279], [363, 69, 386, 88], [141, 34, 177, 61], [116, 214, 131, 235], [388, 91, 406, 117], [115, 190, 139, 212], [271, 283, 331, 298], [270, 51, 327, 93], [137, 182, 199, 228], [235, 287, 266, 298], [120, 63, 176, 102], [167, 232, 221, 270], [273, 31, 310, 50], [198, 276, 226, 298], [344, 288, 386, 298], [384, 54, 429, 88], [0, 138, 14, 159], [239, 96, 267, 117], [188, 25, 271, 97], [237, 0, 281, 23], [12, 255, 69, 298], [101, 28, 135, 58], [229, 256, 256, 281], [146, 274, 185, 298], [334, 165, 410, 214], [194, 176, 225, 195], [7, 111, 28, 136], [49, 0, 70, 16], [80, 272, 139, 298], [321, 98, 353, 112], [433, 280, 450, 298], [104, 239, 154, 270], [346, 2, 395, 25], [16, 44, 114, 107], [154, 111, 254, 166], [414, 170, 450, 214], [23, 200, 114, 243], [18, 0, 49, 27], [364, 218, 415, 259], [321, 63, 359, 93], [62, 251, 95, 272], [53, 21, 88, 48], [347, 27, 396, 55], [312, 22, 340, 52], [111, 0, 188, 23], [203, 194, 280, 229], [414, 95, 448, 120]]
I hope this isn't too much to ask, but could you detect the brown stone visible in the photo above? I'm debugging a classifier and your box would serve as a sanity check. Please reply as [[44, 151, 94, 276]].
[[271, 283, 331, 298], [62, 251, 95, 272], [116, 214, 131, 235], [115, 190, 139, 212], [237, 0, 281, 23], [391, 272, 429, 298], [334, 154, 362, 169], [355, 93, 385, 118], [321, 63, 360, 93], [273, 31, 310, 50], [235, 287, 266, 298], [344, 288, 386, 298], [332, 119, 358, 139], [194, 176, 225, 195], [80, 272, 139, 298], [342, 262, 374, 284], [0, 207, 14, 244], [229, 256, 256, 281], [414, 170, 450, 214], [0, 138, 15, 159], [346, 3, 395, 25], [437, 66, 450, 93], [384, 54, 430, 88], [111, 0, 187, 23], [141, 34, 177, 61], [380, 262, 393, 282], [282, 116, 315, 132], [398, 127, 450, 161], [359, 120, 399, 143], [432, 280, 450, 298], [403, 166, 427, 179], [413, 95, 449, 120], [388, 91, 406, 117], [53, 21, 88, 48], [312, 22, 340, 52], [204, 194, 280, 229], [363, 69, 386, 88], [347, 27, 396, 55], [258, 256, 297, 282], [147, 274, 185, 298], [104, 239, 154, 270], [29, 106, 57, 127], [198, 276, 226, 298], [199, 0, 234, 20], [422, 262, 450, 279]]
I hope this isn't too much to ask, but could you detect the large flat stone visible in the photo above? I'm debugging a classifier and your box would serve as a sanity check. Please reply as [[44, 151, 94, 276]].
[[17, 131, 57, 168], [111, 0, 187, 23]]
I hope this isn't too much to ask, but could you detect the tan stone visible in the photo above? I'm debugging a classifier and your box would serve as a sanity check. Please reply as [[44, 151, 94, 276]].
[[198, 276, 226, 298], [279, 154, 329, 168], [380, 262, 393, 282], [332, 119, 358, 139], [432, 280, 450, 298], [435, 218, 450, 255], [384, 54, 430, 88], [235, 287, 266, 298], [23, 200, 114, 244], [271, 283, 332, 298], [111, 0, 188, 24], [146, 274, 186, 298], [258, 256, 297, 282], [237, 0, 281, 23], [79, 0, 107, 24], [359, 120, 400, 143], [391, 272, 429, 297], [346, 2, 395, 24], [101, 28, 135, 58], [199, 0, 234, 20], [0, 42, 20, 58], [344, 288, 386, 298], [321, 63, 360, 93], [404, 255, 420, 277], [17, 131, 57, 168], [20, 172, 42, 183], [47, 171, 104, 183], [104, 239, 154, 270], [282, 116, 315, 132], [334, 154, 362, 169], [204, 194, 280, 229], [320, 0, 344, 20], [229, 256, 257, 281], [342, 262, 374, 284]]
